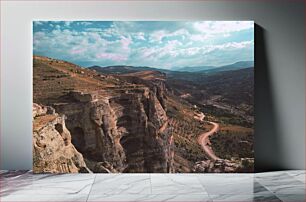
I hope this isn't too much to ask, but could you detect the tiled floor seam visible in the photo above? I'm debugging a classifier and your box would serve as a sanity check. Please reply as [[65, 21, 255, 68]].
[[254, 179, 290, 201], [255, 180, 276, 194], [254, 182, 284, 202], [195, 176, 213, 201], [86, 174, 97, 202], [149, 174, 153, 194]]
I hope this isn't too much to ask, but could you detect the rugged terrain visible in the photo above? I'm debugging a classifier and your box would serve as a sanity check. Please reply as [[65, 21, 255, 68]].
[[92, 64, 255, 173], [33, 103, 89, 173], [33, 56, 172, 173], [166, 68, 254, 122], [33, 56, 254, 173]]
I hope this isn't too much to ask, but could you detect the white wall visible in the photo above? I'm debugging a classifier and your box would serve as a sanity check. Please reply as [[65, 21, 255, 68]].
[[1, 0, 305, 171]]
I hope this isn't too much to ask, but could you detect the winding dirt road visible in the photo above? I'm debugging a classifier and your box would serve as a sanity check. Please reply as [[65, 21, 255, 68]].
[[197, 121, 221, 161]]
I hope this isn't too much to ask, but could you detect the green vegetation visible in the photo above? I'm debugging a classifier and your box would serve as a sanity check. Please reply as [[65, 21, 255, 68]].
[[210, 130, 254, 159], [169, 118, 207, 162], [200, 105, 253, 128]]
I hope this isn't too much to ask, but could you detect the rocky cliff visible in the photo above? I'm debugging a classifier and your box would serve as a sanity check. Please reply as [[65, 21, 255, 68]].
[[193, 158, 254, 173], [33, 56, 173, 173], [52, 88, 170, 173], [33, 103, 90, 173]]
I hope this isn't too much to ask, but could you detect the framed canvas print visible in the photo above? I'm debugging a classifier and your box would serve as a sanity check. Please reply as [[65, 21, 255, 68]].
[[32, 21, 254, 173]]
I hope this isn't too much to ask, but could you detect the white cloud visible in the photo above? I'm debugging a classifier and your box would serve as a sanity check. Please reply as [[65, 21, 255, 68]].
[[33, 21, 254, 67], [85, 28, 103, 32], [33, 25, 133, 64], [96, 52, 128, 62], [64, 21, 72, 27], [150, 30, 167, 42], [150, 29, 189, 43], [33, 21, 44, 26], [213, 40, 254, 50], [137, 39, 253, 67], [78, 22, 93, 26], [120, 36, 132, 51], [194, 21, 253, 34], [134, 32, 145, 40], [190, 34, 209, 42], [139, 39, 182, 61]]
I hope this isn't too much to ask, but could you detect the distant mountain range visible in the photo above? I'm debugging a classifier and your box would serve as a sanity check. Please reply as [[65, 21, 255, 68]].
[[171, 61, 254, 73], [172, 65, 216, 72], [88, 65, 164, 74], [88, 61, 254, 74]]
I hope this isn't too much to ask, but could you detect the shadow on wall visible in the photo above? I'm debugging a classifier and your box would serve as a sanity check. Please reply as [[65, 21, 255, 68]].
[[254, 24, 285, 172]]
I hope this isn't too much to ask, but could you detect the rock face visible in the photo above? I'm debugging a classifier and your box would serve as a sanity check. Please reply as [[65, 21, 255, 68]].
[[33, 103, 90, 173], [52, 88, 171, 173], [193, 158, 254, 173], [33, 56, 174, 173]]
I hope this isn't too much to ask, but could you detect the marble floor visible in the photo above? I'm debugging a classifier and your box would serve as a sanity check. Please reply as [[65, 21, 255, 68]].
[[0, 170, 305, 202]]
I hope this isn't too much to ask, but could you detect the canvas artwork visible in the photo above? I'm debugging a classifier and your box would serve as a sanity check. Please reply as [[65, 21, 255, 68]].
[[33, 21, 254, 173]]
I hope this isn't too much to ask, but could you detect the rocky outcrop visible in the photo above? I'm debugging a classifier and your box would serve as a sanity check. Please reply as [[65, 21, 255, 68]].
[[193, 158, 254, 173], [33, 103, 90, 173], [52, 87, 172, 173], [33, 56, 173, 173]]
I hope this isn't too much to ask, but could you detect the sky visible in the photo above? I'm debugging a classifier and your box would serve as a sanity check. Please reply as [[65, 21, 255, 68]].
[[33, 21, 254, 69]]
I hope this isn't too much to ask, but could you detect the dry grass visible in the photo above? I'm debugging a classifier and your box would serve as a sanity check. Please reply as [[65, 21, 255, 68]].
[[219, 124, 253, 134], [33, 114, 57, 132], [33, 56, 145, 104]]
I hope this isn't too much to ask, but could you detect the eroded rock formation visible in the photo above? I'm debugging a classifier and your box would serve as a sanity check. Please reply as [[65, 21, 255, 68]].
[[52, 87, 171, 173], [32, 56, 183, 173], [33, 103, 90, 173], [193, 158, 254, 173]]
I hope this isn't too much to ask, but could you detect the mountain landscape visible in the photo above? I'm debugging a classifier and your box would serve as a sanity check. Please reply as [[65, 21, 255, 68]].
[[33, 20, 254, 173], [33, 55, 254, 173], [88, 61, 254, 74], [170, 61, 254, 73]]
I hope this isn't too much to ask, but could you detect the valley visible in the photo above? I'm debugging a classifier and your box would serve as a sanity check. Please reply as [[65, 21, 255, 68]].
[[33, 55, 254, 173]]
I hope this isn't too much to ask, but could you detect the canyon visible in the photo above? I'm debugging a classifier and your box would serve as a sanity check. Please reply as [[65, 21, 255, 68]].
[[33, 56, 173, 173], [33, 56, 254, 173]]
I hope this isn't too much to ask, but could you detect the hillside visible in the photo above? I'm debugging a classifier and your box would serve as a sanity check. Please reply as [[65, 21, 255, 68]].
[[92, 64, 254, 124], [88, 65, 170, 74], [101, 66, 254, 171], [171, 61, 254, 73], [91, 63, 254, 173], [33, 56, 212, 173], [167, 68, 254, 110], [34, 56, 172, 173]]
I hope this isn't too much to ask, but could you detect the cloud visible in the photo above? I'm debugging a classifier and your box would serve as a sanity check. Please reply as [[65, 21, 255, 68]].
[[190, 34, 208, 42], [149, 29, 189, 43], [139, 40, 182, 60], [150, 30, 167, 42], [134, 39, 253, 68], [78, 22, 93, 26], [33, 21, 44, 26], [33, 24, 132, 65], [33, 21, 254, 67], [134, 32, 145, 40], [120, 36, 132, 51], [64, 21, 72, 27], [200, 40, 254, 54], [96, 53, 128, 62], [70, 48, 86, 55], [193, 21, 253, 34], [85, 28, 103, 32], [219, 40, 254, 49]]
